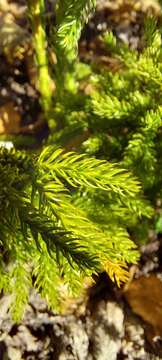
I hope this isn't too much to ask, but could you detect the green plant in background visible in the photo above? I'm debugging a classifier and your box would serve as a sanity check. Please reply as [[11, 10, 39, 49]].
[[51, 17, 162, 242], [0, 1, 155, 319], [88, 17, 162, 241]]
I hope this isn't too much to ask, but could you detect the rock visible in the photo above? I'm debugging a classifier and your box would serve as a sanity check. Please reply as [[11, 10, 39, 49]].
[[0, 289, 124, 360], [87, 300, 124, 360]]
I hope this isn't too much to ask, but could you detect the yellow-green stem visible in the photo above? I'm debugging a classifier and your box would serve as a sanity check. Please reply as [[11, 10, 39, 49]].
[[28, 0, 56, 129]]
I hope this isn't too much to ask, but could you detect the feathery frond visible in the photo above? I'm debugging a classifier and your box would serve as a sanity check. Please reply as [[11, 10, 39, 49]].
[[0, 145, 147, 317], [55, 0, 96, 59]]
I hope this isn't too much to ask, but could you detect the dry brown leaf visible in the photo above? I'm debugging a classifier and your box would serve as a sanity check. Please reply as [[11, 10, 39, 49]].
[[124, 274, 162, 336], [0, 101, 21, 134]]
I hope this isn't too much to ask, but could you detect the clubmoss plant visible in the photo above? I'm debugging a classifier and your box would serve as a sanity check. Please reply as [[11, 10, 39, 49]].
[[0, 1, 154, 320]]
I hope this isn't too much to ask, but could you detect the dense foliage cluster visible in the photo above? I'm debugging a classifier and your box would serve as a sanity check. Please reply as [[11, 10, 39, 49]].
[[0, 144, 149, 319], [52, 17, 162, 242]]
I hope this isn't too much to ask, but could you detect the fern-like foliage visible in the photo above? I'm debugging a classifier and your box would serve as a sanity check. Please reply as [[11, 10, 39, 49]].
[[0, 146, 150, 319], [55, 0, 96, 59], [89, 18, 162, 239], [49, 17, 162, 243], [89, 19, 162, 188]]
